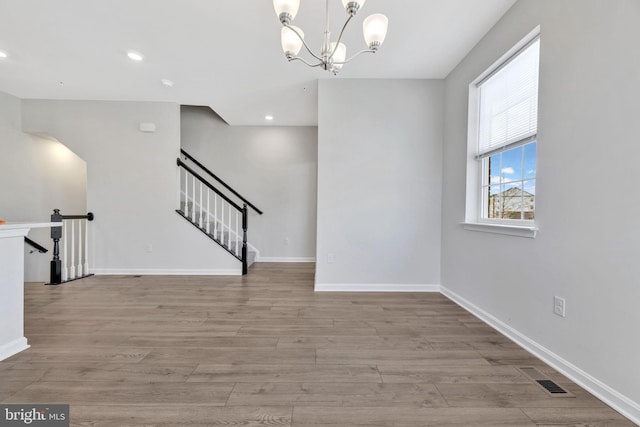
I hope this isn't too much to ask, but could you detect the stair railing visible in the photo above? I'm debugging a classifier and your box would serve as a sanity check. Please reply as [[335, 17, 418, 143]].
[[24, 236, 48, 254], [176, 159, 249, 274], [48, 209, 95, 285], [180, 149, 263, 215]]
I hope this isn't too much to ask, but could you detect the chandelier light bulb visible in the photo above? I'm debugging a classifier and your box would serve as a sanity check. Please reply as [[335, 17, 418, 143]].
[[273, 0, 300, 24], [363, 14, 388, 50], [330, 42, 347, 72], [281, 26, 304, 57]]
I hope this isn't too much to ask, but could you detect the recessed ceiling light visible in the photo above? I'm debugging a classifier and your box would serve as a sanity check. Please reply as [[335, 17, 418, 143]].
[[127, 51, 144, 61], [161, 79, 174, 87], [0, 51, 8, 59], [265, 115, 274, 121]]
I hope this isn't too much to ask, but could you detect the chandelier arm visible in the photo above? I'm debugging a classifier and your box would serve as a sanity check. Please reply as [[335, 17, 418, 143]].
[[284, 24, 323, 62], [328, 14, 354, 60], [333, 49, 376, 65], [289, 56, 324, 68]]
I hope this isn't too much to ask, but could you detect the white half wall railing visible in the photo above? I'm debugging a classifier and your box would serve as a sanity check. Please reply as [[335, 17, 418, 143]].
[[48, 209, 95, 285]]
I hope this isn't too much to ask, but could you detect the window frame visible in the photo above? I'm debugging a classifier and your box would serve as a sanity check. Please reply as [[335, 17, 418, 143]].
[[463, 27, 541, 237]]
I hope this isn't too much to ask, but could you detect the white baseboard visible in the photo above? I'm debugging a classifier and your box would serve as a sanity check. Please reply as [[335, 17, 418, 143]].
[[440, 286, 640, 426], [92, 268, 241, 276], [0, 337, 29, 362], [315, 283, 441, 292], [257, 257, 316, 263]]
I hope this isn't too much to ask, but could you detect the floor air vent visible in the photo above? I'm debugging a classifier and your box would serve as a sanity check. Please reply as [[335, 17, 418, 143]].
[[536, 379, 568, 394], [517, 366, 575, 398]]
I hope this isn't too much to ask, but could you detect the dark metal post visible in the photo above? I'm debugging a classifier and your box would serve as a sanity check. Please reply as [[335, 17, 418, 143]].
[[242, 204, 248, 275], [49, 209, 63, 285]]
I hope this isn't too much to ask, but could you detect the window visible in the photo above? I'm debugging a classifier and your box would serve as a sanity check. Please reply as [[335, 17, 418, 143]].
[[468, 32, 540, 227]]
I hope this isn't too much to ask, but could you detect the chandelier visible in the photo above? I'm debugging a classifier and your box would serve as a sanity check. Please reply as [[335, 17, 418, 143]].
[[273, 0, 389, 75]]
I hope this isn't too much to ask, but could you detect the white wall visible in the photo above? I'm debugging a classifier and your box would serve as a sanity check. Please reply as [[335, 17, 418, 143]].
[[21, 100, 241, 275], [441, 0, 640, 419], [0, 91, 87, 282], [180, 106, 317, 261], [316, 79, 443, 290]]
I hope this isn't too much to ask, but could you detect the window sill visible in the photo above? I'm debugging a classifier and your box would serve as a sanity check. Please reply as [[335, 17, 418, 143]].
[[461, 222, 538, 238]]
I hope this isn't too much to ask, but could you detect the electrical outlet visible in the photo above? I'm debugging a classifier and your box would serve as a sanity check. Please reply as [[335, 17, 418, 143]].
[[146, 243, 153, 253], [553, 296, 566, 318], [327, 253, 335, 264], [284, 237, 289, 245]]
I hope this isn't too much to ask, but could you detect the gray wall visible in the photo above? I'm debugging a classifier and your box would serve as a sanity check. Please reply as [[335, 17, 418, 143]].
[[21, 100, 241, 274], [316, 79, 443, 289], [181, 106, 317, 261], [441, 0, 640, 414], [0, 91, 87, 281]]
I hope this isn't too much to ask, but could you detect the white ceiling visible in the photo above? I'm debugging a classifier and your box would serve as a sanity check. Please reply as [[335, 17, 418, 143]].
[[0, 0, 516, 126]]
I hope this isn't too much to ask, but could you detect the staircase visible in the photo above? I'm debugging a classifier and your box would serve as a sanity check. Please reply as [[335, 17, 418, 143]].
[[176, 150, 262, 274]]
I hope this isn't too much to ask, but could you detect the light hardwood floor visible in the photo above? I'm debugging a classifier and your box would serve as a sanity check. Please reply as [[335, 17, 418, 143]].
[[1, 263, 634, 426]]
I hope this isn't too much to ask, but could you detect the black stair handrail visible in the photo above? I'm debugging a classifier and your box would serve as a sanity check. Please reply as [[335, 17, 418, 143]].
[[25, 237, 48, 253], [180, 149, 263, 215], [177, 159, 244, 212]]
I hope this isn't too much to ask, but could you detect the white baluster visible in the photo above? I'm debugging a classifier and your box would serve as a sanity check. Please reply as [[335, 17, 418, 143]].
[[191, 175, 196, 222], [177, 165, 181, 210], [235, 210, 239, 256], [62, 221, 68, 282], [214, 194, 218, 237], [70, 220, 76, 280], [199, 182, 203, 228], [206, 190, 210, 234], [84, 219, 89, 276], [221, 199, 225, 243], [78, 220, 83, 277], [228, 204, 232, 248], [184, 169, 189, 217]]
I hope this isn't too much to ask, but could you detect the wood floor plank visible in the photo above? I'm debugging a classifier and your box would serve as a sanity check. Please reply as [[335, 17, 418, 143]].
[[277, 336, 434, 351], [38, 363, 198, 382], [237, 327, 379, 337], [378, 365, 532, 384], [0, 263, 630, 426], [70, 405, 292, 426], [227, 382, 448, 408], [141, 348, 315, 364], [291, 407, 536, 426], [188, 364, 382, 383], [7, 382, 235, 405], [5, 346, 151, 363], [123, 335, 278, 348], [316, 349, 490, 367]]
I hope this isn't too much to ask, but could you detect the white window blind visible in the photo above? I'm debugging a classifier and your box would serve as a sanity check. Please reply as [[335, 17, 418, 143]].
[[476, 37, 540, 159]]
